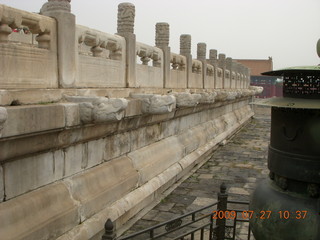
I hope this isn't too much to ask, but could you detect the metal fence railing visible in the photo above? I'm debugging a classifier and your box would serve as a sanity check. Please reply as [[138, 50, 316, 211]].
[[102, 183, 253, 240]]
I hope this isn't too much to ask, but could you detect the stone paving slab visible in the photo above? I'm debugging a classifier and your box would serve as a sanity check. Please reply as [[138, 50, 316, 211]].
[[122, 106, 271, 239]]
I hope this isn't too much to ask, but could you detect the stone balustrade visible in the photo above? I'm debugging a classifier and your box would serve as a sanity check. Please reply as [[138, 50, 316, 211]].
[[0, 1, 262, 240], [76, 25, 126, 88], [136, 42, 164, 87], [0, 2, 251, 98], [0, 4, 58, 89]]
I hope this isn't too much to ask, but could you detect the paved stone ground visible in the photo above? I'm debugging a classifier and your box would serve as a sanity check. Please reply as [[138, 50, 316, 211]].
[[123, 106, 271, 240]]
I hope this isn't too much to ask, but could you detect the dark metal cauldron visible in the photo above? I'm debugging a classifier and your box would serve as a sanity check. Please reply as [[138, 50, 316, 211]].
[[249, 66, 320, 240]]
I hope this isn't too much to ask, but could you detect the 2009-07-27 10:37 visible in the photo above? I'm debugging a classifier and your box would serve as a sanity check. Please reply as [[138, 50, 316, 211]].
[[212, 210, 308, 220]]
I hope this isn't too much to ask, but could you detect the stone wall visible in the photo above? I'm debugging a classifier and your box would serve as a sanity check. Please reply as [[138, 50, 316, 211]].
[[0, 1, 263, 240]]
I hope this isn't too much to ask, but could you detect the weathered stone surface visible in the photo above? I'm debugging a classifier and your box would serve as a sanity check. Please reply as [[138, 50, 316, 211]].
[[0, 182, 79, 240], [64, 144, 85, 178], [1, 104, 65, 138], [87, 139, 105, 168], [0, 166, 3, 203], [66, 156, 139, 221], [60, 103, 80, 127], [4, 150, 64, 199], [104, 132, 131, 161], [128, 137, 185, 185], [130, 124, 162, 151], [0, 107, 8, 137]]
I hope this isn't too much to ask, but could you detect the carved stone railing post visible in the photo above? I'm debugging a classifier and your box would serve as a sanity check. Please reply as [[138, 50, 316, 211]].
[[40, 0, 77, 88], [246, 67, 251, 88], [225, 57, 233, 89], [209, 49, 218, 88], [156, 22, 170, 88], [197, 42, 207, 89], [218, 53, 226, 89], [117, 3, 136, 87], [180, 34, 192, 88]]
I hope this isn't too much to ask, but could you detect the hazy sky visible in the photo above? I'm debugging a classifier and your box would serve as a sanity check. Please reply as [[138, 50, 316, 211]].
[[1, 0, 320, 69]]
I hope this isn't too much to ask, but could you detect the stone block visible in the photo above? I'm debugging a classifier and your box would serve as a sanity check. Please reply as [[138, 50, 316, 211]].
[[0, 183, 79, 240], [4, 150, 64, 199], [64, 144, 85, 177], [0, 43, 58, 89], [87, 139, 105, 168], [128, 137, 185, 185], [67, 156, 138, 221], [60, 103, 80, 127], [0, 166, 3, 203], [104, 132, 131, 161], [0, 107, 8, 138], [160, 118, 180, 138], [1, 104, 65, 138], [125, 98, 142, 117], [130, 124, 161, 151]]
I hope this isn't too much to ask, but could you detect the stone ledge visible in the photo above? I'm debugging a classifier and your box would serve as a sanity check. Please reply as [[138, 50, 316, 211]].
[[0, 183, 79, 240], [1, 104, 66, 138]]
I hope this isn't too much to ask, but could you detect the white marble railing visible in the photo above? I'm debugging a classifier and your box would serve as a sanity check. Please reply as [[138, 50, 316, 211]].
[[76, 25, 126, 88], [136, 42, 164, 87], [0, 4, 58, 89], [0, 2, 252, 94], [78, 25, 123, 60]]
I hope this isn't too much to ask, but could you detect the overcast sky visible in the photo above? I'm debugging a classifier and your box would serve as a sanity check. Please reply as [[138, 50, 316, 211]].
[[1, 0, 320, 69]]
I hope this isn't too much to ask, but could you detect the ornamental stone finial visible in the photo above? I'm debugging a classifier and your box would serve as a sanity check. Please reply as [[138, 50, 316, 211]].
[[226, 57, 233, 68], [40, 0, 71, 14], [0, 107, 8, 137], [218, 53, 226, 69], [117, 3, 135, 34], [155, 22, 169, 48], [180, 34, 191, 56], [197, 42, 206, 61], [209, 49, 218, 60]]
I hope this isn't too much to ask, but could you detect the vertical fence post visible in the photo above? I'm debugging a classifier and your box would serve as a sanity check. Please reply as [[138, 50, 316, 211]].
[[117, 3, 136, 88], [216, 183, 228, 240], [197, 42, 207, 89], [102, 219, 116, 240], [40, 0, 77, 88], [155, 22, 170, 88], [180, 34, 192, 89]]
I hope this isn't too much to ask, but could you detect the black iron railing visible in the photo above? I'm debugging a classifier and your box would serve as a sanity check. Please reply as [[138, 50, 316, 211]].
[[102, 183, 253, 240]]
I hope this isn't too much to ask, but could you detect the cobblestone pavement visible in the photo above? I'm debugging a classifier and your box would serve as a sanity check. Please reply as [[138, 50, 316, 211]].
[[123, 106, 271, 240]]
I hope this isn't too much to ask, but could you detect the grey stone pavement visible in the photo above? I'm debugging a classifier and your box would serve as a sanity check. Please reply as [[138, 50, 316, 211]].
[[123, 106, 271, 240]]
